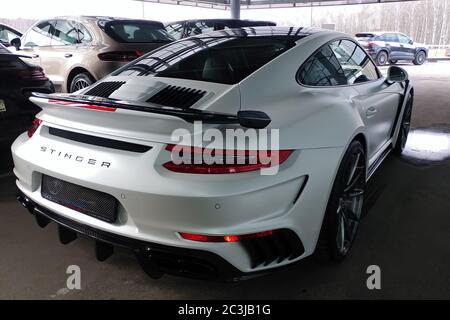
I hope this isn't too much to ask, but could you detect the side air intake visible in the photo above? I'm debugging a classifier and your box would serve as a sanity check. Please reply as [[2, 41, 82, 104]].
[[147, 85, 206, 109], [84, 81, 126, 98]]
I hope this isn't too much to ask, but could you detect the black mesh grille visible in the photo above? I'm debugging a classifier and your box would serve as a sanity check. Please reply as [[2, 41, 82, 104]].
[[84, 81, 126, 98], [147, 85, 206, 109], [41, 175, 118, 223], [48, 127, 152, 153], [241, 229, 305, 269]]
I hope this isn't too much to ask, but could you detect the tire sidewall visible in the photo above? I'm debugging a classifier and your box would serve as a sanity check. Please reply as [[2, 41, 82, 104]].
[[317, 140, 366, 262], [70, 73, 94, 93], [376, 51, 388, 66], [393, 93, 414, 154], [414, 51, 426, 65]]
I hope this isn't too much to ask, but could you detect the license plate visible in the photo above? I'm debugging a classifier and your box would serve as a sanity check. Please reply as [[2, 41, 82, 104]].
[[0, 99, 6, 112]]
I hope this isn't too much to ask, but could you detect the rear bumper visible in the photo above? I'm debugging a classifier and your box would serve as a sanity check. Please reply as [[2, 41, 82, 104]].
[[17, 190, 310, 281], [17, 190, 247, 281]]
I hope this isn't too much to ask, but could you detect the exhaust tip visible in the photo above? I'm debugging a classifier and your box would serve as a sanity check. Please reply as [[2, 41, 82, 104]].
[[16, 193, 35, 214]]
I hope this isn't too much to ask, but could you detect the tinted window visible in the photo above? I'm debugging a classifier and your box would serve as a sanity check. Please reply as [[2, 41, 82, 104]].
[[23, 21, 54, 47], [52, 20, 79, 45], [330, 39, 379, 84], [382, 33, 398, 42], [0, 26, 20, 45], [117, 36, 300, 84], [185, 21, 231, 37], [298, 45, 347, 86], [166, 23, 184, 40], [74, 22, 92, 44], [102, 21, 174, 43], [398, 34, 410, 44]]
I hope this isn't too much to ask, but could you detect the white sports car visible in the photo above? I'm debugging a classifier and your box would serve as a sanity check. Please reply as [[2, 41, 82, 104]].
[[12, 27, 413, 280]]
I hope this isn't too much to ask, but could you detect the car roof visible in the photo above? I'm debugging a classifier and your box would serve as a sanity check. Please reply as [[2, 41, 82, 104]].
[[48, 16, 163, 25], [189, 26, 336, 39], [165, 19, 275, 25], [356, 31, 405, 36]]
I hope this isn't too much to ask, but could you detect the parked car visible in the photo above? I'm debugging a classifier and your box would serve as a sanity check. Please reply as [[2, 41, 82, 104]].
[[355, 31, 428, 65], [165, 19, 276, 39], [11, 16, 174, 93], [13, 27, 413, 280], [0, 23, 22, 48], [0, 44, 54, 172]]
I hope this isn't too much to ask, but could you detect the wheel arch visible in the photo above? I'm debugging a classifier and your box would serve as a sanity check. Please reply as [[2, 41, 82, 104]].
[[66, 67, 96, 93]]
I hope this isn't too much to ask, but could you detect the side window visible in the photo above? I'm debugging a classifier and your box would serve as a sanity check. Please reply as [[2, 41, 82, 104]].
[[23, 20, 54, 47], [166, 23, 184, 40], [330, 39, 380, 84], [75, 23, 92, 44], [298, 44, 347, 86], [185, 21, 215, 37], [0, 27, 20, 44], [52, 20, 79, 45], [398, 34, 410, 44], [386, 33, 399, 42]]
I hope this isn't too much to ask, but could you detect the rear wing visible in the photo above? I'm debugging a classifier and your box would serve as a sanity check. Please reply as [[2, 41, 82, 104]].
[[30, 92, 271, 129]]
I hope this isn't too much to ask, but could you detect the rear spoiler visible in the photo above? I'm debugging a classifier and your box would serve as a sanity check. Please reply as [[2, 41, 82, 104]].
[[30, 92, 271, 129]]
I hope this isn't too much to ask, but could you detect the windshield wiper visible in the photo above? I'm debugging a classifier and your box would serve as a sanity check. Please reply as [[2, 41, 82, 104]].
[[30, 92, 271, 129]]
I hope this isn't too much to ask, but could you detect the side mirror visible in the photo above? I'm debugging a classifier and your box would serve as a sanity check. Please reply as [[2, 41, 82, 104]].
[[238, 110, 271, 129], [408, 39, 413, 45], [10, 38, 21, 51], [387, 66, 408, 83]]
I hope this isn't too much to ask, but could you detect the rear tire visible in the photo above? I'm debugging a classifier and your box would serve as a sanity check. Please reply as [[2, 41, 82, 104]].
[[412, 51, 426, 65], [315, 140, 366, 262], [389, 59, 398, 64], [69, 72, 94, 93], [375, 51, 388, 66], [393, 93, 413, 155]]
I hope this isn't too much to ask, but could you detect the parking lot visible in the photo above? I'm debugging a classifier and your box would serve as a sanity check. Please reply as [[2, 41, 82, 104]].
[[0, 61, 449, 300]]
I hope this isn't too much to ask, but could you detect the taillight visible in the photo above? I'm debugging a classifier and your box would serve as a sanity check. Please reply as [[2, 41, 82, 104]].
[[98, 50, 144, 62], [163, 144, 293, 174], [27, 118, 42, 138], [18, 67, 48, 81], [180, 230, 277, 243], [367, 42, 376, 50]]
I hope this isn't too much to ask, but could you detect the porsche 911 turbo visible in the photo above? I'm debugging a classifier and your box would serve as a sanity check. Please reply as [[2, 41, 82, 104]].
[[12, 27, 413, 281]]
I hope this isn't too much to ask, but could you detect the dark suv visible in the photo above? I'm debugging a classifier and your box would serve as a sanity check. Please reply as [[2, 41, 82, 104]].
[[355, 32, 428, 65], [165, 19, 276, 40]]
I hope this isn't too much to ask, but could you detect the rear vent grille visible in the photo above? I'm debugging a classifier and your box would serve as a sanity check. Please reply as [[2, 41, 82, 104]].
[[241, 229, 305, 269], [147, 85, 206, 109], [84, 81, 126, 98], [48, 127, 152, 153]]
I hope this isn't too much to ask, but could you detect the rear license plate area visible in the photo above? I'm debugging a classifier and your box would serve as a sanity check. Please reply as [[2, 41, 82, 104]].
[[41, 175, 118, 223]]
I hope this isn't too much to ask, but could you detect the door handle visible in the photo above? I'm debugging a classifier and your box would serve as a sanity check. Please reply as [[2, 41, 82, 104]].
[[366, 107, 377, 117], [32, 54, 39, 58], [64, 53, 73, 58]]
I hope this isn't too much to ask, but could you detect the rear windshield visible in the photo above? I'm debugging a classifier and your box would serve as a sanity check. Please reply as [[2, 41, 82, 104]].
[[116, 36, 299, 84], [355, 33, 376, 39], [101, 20, 174, 43]]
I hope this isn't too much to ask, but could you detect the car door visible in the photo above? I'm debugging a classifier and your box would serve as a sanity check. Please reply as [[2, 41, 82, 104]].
[[329, 39, 401, 158], [397, 34, 415, 60], [38, 19, 79, 91], [21, 20, 55, 67], [384, 33, 402, 60]]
